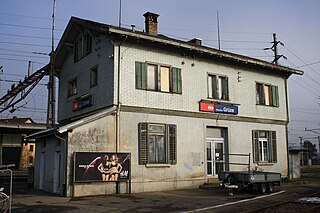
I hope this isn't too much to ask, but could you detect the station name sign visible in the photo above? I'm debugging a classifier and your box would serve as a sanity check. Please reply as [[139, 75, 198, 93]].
[[72, 95, 93, 112], [199, 101, 238, 115]]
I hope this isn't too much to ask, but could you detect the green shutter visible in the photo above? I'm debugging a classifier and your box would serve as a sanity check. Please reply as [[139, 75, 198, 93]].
[[138, 123, 148, 165], [168, 124, 177, 164], [271, 85, 279, 107], [135, 62, 147, 89], [252, 130, 259, 163], [271, 131, 277, 163], [171, 67, 182, 94]]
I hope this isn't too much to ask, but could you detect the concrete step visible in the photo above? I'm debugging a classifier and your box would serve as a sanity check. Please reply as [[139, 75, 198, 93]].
[[199, 183, 221, 190]]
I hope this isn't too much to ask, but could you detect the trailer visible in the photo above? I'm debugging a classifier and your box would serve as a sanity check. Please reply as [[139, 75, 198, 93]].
[[218, 153, 281, 194]]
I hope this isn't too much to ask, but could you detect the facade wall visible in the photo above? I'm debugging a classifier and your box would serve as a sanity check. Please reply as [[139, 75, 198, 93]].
[[65, 110, 287, 196], [65, 115, 116, 196], [115, 43, 288, 121], [58, 36, 115, 123]]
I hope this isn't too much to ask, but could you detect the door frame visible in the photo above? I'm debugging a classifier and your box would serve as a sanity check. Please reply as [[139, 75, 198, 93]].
[[206, 137, 225, 178]]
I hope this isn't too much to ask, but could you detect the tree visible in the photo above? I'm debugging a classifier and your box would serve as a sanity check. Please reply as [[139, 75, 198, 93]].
[[303, 140, 318, 164]]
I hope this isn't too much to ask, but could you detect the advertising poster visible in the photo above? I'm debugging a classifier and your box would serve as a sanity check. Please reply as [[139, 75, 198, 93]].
[[74, 152, 130, 182]]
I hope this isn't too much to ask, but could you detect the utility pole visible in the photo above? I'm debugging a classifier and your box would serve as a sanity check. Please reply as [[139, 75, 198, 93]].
[[217, 10, 221, 50], [264, 33, 286, 65], [47, 0, 56, 128]]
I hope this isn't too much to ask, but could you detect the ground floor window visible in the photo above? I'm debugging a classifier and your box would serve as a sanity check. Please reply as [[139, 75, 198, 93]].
[[252, 130, 277, 163], [138, 123, 177, 165]]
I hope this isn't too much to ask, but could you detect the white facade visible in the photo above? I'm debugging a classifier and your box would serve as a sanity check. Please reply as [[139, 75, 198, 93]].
[[32, 16, 302, 197]]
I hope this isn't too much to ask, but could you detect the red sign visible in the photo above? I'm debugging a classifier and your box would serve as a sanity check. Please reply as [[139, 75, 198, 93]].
[[199, 101, 215, 112]]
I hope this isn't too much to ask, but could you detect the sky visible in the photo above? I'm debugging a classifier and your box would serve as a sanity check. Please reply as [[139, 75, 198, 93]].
[[0, 0, 319, 148]]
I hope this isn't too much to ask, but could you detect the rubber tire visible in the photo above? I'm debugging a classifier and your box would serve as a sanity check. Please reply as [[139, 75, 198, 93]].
[[226, 174, 237, 185], [259, 183, 267, 194], [267, 182, 274, 193]]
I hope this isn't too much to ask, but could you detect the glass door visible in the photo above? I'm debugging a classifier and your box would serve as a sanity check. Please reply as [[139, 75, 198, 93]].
[[206, 138, 225, 177]]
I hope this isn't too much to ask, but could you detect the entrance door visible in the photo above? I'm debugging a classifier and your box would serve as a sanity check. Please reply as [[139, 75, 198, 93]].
[[53, 151, 61, 194], [39, 152, 45, 189], [206, 138, 225, 177]]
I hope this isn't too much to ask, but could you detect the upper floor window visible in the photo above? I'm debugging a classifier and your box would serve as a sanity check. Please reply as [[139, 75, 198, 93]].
[[252, 130, 277, 163], [135, 61, 182, 94], [68, 78, 77, 97], [74, 32, 92, 62], [256, 83, 279, 107], [90, 65, 98, 87], [208, 74, 229, 100], [138, 123, 177, 165]]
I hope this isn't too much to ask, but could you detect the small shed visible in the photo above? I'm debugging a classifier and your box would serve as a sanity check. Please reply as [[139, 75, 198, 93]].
[[288, 146, 308, 179]]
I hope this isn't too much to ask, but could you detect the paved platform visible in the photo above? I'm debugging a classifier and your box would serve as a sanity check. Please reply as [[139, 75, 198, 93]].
[[10, 179, 320, 212]]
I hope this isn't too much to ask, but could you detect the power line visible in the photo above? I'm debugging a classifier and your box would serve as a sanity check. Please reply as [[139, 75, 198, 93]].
[[0, 22, 63, 31], [0, 41, 51, 47], [0, 32, 60, 41], [0, 12, 67, 22], [0, 48, 48, 55], [290, 78, 319, 97], [0, 57, 46, 64], [0, 53, 48, 59], [297, 60, 320, 68]]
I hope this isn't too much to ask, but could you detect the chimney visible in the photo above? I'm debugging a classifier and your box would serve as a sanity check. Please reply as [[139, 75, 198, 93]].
[[143, 12, 159, 35], [188, 38, 202, 46]]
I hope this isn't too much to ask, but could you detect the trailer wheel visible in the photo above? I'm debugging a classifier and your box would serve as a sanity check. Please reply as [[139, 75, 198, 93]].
[[225, 174, 237, 185], [267, 182, 274, 193], [259, 183, 267, 194]]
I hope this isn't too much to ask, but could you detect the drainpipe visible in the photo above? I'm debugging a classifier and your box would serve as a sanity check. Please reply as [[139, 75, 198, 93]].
[[115, 36, 127, 153], [284, 76, 290, 178]]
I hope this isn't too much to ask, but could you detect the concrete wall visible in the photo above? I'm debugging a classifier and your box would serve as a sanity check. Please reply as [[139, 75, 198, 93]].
[[115, 43, 288, 121], [65, 110, 287, 196]]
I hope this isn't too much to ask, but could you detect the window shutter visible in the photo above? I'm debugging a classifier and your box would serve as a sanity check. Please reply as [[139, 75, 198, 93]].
[[212, 75, 217, 99], [168, 124, 177, 164], [222, 77, 229, 100], [271, 85, 279, 107], [138, 123, 148, 165], [171, 67, 182, 94], [252, 130, 259, 163], [257, 83, 264, 104], [135, 62, 147, 89], [271, 131, 277, 163]]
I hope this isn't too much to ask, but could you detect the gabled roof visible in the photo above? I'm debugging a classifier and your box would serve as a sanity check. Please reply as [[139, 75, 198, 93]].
[[0, 117, 46, 133], [54, 16, 303, 76]]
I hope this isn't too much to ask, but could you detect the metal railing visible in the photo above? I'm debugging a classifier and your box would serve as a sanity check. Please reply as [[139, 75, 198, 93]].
[[222, 153, 251, 173], [0, 164, 15, 213]]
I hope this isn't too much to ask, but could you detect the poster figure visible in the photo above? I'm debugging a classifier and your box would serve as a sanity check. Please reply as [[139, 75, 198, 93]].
[[97, 155, 111, 181], [109, 154, 122, 181]]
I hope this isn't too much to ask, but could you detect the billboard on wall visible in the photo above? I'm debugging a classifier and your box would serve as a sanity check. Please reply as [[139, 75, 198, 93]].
[[74, 152, 131, 183]]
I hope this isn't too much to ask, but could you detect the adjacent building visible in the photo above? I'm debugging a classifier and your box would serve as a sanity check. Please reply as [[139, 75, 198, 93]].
[[30, 12, 303, 197], [0, 117, 45, 170]]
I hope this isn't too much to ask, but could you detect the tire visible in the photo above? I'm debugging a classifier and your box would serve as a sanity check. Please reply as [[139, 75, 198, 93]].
[[259, 183, 267, 194], [225, 174, 237, 185], [267, 182, 274, 193]]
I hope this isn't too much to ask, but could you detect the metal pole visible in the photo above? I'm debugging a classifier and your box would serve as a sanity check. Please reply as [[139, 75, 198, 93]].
[[217, 10, 221, 50], [273, 33, 278, 65], [47, 0, 56, 128], [9, 168, 12, 213]]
